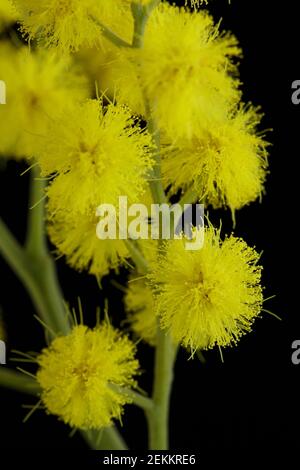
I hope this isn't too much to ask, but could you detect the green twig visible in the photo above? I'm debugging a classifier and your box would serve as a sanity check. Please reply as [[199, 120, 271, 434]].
[[110, 384, 154, 412], [25, 165, 47, 255], [146, 328, 177, 449], [130, 2, 178, 450], [0, 368, 128, 450], [82, 427, 128, 451], [0, 368, 40, 396], [123, 239, 149, 274], [89, 16, 132, 48]]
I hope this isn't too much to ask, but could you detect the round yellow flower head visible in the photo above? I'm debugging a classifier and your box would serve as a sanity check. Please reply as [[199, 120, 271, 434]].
[[13, 0, 130, 53], [47, 206, 129, 278], [36, 323, 139, 430], [125, 276, 156, 346], [37, 99, 154, 216], [0, 0, 18, 31], [163, 106, 269, 214], [117, 3, 241, 138], [148, 226, 264, 351], [0, 42, 88, 159]]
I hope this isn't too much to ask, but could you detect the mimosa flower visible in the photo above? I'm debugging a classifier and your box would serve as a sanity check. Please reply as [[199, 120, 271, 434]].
[[13, 0, 130, 53], [162, 106, 269, 214], [48, 207, 129, 278], [36, 324, 139, 429], [0, 42, 88, 159], [36, 99, 154, 216], [149, 226, 264, 351], [114, 3, 241, 138]]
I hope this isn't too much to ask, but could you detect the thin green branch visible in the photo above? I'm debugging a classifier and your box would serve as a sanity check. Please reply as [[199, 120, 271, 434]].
[[123, 239, 149, 274], [89, 16, 132, 48], [110, 384, 154, 412], [130, 2, 178, 451], [25, 165, 47, 255], [131, 0, 161, 48], [0, 368, 40, 396], [0, 167, 70, 338], [82, 427, 128, 451], [146, 328, 177, 449], [0, 368, 127, 450]]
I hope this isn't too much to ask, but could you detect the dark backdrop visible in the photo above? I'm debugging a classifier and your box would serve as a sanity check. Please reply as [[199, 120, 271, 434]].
[[0, 0, 299, 450]]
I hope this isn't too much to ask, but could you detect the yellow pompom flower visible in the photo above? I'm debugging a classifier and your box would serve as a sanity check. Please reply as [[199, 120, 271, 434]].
[[162, 106, 269, 214], [125, 276, 156, 346], [115, 4, 241, 138], [37, 99, 154, 216], [36, 324, 139, 429], [48, 207, 129, 278], [148, 226, 263, 351], [13, 0, 130, 53], [0, 42, 88, 159], [0, 0, 18, 31]]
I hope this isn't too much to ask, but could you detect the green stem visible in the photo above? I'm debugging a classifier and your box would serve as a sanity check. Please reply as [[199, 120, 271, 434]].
[[0, 368, 127, 450], [147, 329, 177, 450], [110, 385, 154, 413], [0, 368, 40, 396], [90, 16, 132, 48], [25, 165, 47, 255], [0, 166, 127, 450], [123, 239, 149, 274], [147, 115, 167, 205], [0, 218, 70, 338], [82, 427, 128, 451], [130, 2, 177, 450], [131, 1, 161, 48]]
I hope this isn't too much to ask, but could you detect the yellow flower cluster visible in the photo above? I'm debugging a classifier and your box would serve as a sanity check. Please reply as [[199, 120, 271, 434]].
[[110, 4, 241, 136], [0, 42, 88, 159], [0, 0, 268, 365], [13, 0, 130, 53], [35, 99, 154, 277], [94, 3, 269, 214], [36, 323, 139, 429], [162, 106, 269, 214], [148, 227, 263, 351]]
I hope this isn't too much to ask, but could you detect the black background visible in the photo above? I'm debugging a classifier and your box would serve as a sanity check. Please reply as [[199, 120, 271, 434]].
[[0, 0, 299, 450]]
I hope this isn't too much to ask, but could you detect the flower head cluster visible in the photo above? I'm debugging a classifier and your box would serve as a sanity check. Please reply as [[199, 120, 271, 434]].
[[163, 106, 269, 214], [0, 42, 88, 159], [35, 99, 154, 276], [48, 209, 129, 277], [13, 0, 131, 53], [148, 227, 264, 351], [36, 323, 139, 429], [114, 4, 241, 138], [99, 3, 269, 213]]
